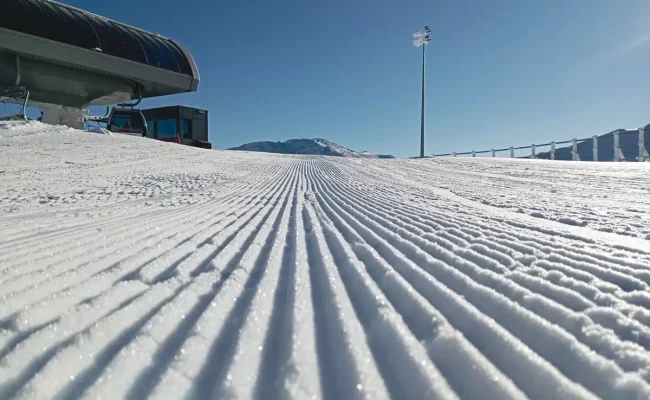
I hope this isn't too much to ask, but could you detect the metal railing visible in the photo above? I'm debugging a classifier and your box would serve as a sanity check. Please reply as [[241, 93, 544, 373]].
[[433, 127, 649, 162]]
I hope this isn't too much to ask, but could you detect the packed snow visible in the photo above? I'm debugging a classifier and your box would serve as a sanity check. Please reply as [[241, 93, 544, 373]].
[[1, 121, 650, 400]]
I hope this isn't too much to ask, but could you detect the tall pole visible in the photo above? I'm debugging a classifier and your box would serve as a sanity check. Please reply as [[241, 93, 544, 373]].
[[413, 26, 430, 158], [420, 44, 426, 158]]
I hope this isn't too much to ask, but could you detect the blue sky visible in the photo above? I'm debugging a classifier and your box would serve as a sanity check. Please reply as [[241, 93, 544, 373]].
[[9, 0, 650, 157]]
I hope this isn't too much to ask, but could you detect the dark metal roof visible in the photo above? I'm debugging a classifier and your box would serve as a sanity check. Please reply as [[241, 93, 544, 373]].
[[1, 0, 193, 76]]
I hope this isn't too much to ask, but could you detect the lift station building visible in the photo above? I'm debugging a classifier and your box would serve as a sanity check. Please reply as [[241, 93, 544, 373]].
[[141, 106, 211, 149]]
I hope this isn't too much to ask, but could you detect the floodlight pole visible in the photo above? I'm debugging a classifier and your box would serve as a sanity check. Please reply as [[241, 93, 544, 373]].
[[413, 26, 431, 158], [420, 43, 426, 158]]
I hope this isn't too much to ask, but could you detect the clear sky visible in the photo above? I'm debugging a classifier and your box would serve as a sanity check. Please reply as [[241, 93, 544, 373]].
[[13, 0, 650, 157]]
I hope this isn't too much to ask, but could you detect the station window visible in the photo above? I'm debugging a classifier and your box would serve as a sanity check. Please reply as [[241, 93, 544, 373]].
[[157, 118, 177, 139], [182, 118, 192, 139]]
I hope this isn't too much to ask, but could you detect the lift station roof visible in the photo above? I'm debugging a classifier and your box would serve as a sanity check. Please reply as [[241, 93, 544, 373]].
[[0, 0, 200, 108]]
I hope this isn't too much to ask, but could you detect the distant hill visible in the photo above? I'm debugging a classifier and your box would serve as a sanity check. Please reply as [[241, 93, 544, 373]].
[[229, 138, 395, 158], [534, 126, 649, 161]]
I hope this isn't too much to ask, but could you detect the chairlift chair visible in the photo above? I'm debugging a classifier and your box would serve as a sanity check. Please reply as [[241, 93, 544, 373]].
[[106, 107, 148, 137], [85, 95, 149, 138], [0, 86, 29, 122]]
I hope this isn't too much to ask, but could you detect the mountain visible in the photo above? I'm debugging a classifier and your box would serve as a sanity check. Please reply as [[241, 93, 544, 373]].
[[229, 138, 395, 158], [534, 126, 649, 161]]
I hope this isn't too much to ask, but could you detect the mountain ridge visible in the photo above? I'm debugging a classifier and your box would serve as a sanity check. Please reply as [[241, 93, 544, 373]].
[[229, 138, 395, 158]]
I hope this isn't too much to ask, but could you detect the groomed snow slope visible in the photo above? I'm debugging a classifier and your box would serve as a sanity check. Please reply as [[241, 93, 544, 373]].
[[1, 121, 650, 400]]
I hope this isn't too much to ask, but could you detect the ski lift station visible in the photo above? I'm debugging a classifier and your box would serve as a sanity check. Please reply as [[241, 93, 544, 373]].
[[141, 106, 211, 149], [0, 0, 210, 148]]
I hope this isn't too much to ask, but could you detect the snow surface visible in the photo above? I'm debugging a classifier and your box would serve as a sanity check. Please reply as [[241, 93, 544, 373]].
[[1, 120, 650, 400], [87, 127, 113, 136]]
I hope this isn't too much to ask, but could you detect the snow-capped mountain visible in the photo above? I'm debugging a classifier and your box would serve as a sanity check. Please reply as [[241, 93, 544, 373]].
[[229, 138, 394, 158]]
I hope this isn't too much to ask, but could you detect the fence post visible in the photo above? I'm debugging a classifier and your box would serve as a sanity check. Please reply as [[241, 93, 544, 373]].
[[510, 146, 514, 158], [638, 127, 649, 162], [550, 141, 555, 160], [453, 152, 457, 158], [472, 150, 476, 157], [491, 148, 495, 157], [531, 144, 536, 158], [592, 135, 598, 161], [613, 131, 624, 161], [571, 138, 580, 161]]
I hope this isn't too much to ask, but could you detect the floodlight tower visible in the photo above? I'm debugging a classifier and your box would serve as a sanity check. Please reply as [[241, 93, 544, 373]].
[[413, 26, 431, 158]]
